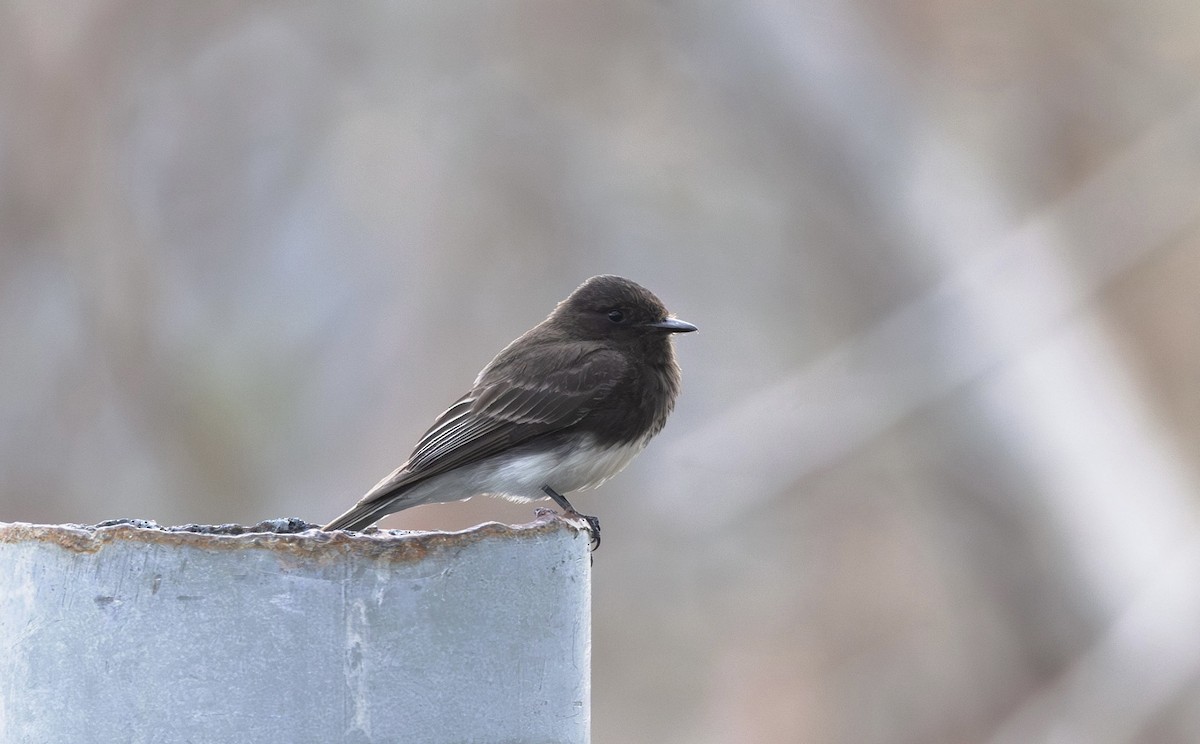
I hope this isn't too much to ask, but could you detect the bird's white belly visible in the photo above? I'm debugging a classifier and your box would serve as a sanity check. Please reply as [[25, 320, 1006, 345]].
[[490, 436, 647, 501], [393, 435, 648, 507]]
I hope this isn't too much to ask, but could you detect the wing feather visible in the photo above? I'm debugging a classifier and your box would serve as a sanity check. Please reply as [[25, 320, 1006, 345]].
[[358, 345, 627, 504]]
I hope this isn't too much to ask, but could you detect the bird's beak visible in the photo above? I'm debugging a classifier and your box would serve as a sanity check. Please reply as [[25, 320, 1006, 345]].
[[648, 317, 698, 333]]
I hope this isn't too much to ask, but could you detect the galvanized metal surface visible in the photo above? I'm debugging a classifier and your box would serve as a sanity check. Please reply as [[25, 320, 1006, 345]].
[[0, 515, 591, 744]]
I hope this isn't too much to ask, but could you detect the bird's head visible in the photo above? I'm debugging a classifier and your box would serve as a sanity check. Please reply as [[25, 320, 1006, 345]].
[[550, 275, 697, 344]]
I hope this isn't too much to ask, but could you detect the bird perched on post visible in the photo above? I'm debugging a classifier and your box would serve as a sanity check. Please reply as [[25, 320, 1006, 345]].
[[322, 275, 696, 548]]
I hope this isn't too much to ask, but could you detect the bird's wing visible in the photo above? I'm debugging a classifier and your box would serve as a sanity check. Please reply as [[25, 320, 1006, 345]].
[[360, 346, 628, 502]]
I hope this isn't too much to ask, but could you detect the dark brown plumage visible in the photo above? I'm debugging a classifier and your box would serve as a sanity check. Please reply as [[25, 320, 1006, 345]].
[[322, 275, 696, 546]]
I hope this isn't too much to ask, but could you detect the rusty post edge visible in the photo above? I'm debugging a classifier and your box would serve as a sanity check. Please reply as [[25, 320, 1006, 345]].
[[0, 511, 587, 560]]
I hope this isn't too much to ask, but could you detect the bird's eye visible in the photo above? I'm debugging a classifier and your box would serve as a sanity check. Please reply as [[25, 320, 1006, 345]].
[[607, 309, 625, 324]]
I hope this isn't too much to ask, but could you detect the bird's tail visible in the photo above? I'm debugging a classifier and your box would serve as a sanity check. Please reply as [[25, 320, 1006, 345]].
[[322, 464, 427, 532], [321, 497, 402, 532]]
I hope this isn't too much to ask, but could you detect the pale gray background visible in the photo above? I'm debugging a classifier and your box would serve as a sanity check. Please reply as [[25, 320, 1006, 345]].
[[4, 2, 1200, 742]]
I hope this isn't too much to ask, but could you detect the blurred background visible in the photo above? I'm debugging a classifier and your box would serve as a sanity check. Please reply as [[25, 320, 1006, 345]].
[[4, 1, 1200, 742]]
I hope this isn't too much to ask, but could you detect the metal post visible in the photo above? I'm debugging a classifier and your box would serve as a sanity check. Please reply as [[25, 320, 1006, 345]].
[[0, 515, 591, 743]]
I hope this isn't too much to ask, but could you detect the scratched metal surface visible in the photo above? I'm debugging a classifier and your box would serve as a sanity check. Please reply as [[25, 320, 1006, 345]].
[[0, 515, 591, 744]]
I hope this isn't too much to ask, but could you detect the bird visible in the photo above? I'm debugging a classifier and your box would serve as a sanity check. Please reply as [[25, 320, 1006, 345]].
[[322, 275, 696, 548]]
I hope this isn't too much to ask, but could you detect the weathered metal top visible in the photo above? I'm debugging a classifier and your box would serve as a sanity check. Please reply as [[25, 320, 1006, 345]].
[[0, 511, 584, 563]]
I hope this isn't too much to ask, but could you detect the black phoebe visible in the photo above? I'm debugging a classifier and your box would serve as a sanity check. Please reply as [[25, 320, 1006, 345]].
[[322, 275, 696, 547]]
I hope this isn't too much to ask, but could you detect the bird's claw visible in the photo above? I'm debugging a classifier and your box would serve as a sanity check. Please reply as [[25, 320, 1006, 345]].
[[564, 510, 601, 551]]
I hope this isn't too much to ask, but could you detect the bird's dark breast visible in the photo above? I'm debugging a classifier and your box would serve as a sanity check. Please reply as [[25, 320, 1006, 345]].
[[584, 355, 682, 448]]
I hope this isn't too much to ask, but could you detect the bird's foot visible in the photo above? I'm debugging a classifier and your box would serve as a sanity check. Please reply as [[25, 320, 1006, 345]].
[[564, 510, 601, 551], [541, 485, 600, 551]]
